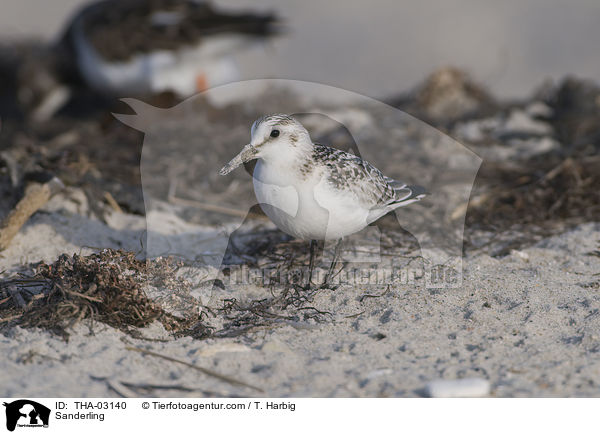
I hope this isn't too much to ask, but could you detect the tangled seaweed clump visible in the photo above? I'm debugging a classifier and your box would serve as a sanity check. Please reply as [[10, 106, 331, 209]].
[[468, 154, 600, 230], [0, 249, 204, 339], [0, 246, 341, 340]]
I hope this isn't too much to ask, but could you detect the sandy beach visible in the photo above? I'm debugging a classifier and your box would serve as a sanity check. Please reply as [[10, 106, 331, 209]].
[[1, 71, 599, 397]]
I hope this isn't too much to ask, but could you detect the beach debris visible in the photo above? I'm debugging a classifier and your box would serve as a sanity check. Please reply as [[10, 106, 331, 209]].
[[125, 345, 263, 393], [89, 375, 138, 398], [393, 66, 495, 125], [417, 67, 492, 122], [460, 76, 600, 253], [425, 377, 491, 398], [467, 154, 600, 237], [0, 175, 64, 251], [0, 245, 334, 340], [551, 77, 600, 150], [89, 375, 227, 397], [7, 42, 73, 122], [0, 249, 204, 339], [103, 191, 123, 213]]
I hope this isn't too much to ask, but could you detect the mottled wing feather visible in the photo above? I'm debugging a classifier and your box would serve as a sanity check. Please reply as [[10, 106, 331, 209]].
[[312, 144, 415, 209]]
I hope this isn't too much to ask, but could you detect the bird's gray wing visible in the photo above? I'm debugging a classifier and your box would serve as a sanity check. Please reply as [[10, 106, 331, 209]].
[[312, 144, 425, 209]]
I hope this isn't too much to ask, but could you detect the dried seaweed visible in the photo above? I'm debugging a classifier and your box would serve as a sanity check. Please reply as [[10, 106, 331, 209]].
[[124, 345, 263, 393], [468, 154, 600, 231], [463, 76, 600, 250], [0, 249, 204, 339], [0, 244, 341, 340]]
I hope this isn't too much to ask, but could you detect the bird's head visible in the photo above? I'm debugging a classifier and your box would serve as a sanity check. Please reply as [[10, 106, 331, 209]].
[[219, 114, 311, 175]]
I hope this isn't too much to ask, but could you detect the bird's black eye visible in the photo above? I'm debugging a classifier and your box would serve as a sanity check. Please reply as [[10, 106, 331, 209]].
[[270, 129, 280, 138]]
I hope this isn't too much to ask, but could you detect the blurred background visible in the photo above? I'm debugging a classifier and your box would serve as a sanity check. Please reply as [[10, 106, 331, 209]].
[[1, 0, 599, 99], [0, 0, 598, 247]]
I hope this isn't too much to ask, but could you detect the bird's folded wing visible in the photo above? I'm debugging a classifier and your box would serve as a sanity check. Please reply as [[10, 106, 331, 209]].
[[313, 144, 408, 209]]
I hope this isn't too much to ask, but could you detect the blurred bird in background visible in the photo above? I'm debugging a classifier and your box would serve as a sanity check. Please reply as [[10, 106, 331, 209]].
[[17, 0, 283, 120]]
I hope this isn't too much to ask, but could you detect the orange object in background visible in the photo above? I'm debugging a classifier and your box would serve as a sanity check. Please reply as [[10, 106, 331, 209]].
[[196, 73, 208, 92]]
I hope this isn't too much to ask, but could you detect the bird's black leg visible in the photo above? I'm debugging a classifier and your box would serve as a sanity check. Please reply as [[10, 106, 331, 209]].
[[323, 238, 343, 286], [305, 239, 317, 289]]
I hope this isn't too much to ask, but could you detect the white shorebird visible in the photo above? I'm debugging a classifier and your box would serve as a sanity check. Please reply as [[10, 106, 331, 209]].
[[220, 114, 426, 244], [59, 0, 282, 98]]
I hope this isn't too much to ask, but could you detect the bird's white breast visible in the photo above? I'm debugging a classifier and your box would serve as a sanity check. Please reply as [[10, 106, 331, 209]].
[[252, 159, 371, 240]]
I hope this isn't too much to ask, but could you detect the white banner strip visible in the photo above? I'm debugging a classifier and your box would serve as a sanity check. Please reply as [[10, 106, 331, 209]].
[[0, 398, 596, 433]]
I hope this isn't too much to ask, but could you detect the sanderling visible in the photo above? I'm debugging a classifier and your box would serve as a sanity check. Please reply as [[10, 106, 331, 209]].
[[59, 0, 282, 98], [219, 114, 427, 243]]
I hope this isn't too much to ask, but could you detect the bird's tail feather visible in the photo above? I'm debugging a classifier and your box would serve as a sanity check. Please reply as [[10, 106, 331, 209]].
[[390, 184, 428, 207]]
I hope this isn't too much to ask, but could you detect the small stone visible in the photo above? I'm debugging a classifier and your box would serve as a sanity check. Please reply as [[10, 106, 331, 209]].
[[425, 377, 491, 398], [526, 101, 553, 119], [499, 109, 553, 136], [510, 250, 530, 260]]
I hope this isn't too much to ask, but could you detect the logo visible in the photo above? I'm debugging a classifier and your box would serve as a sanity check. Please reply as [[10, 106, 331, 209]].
[[3, 400, 50, 431]]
